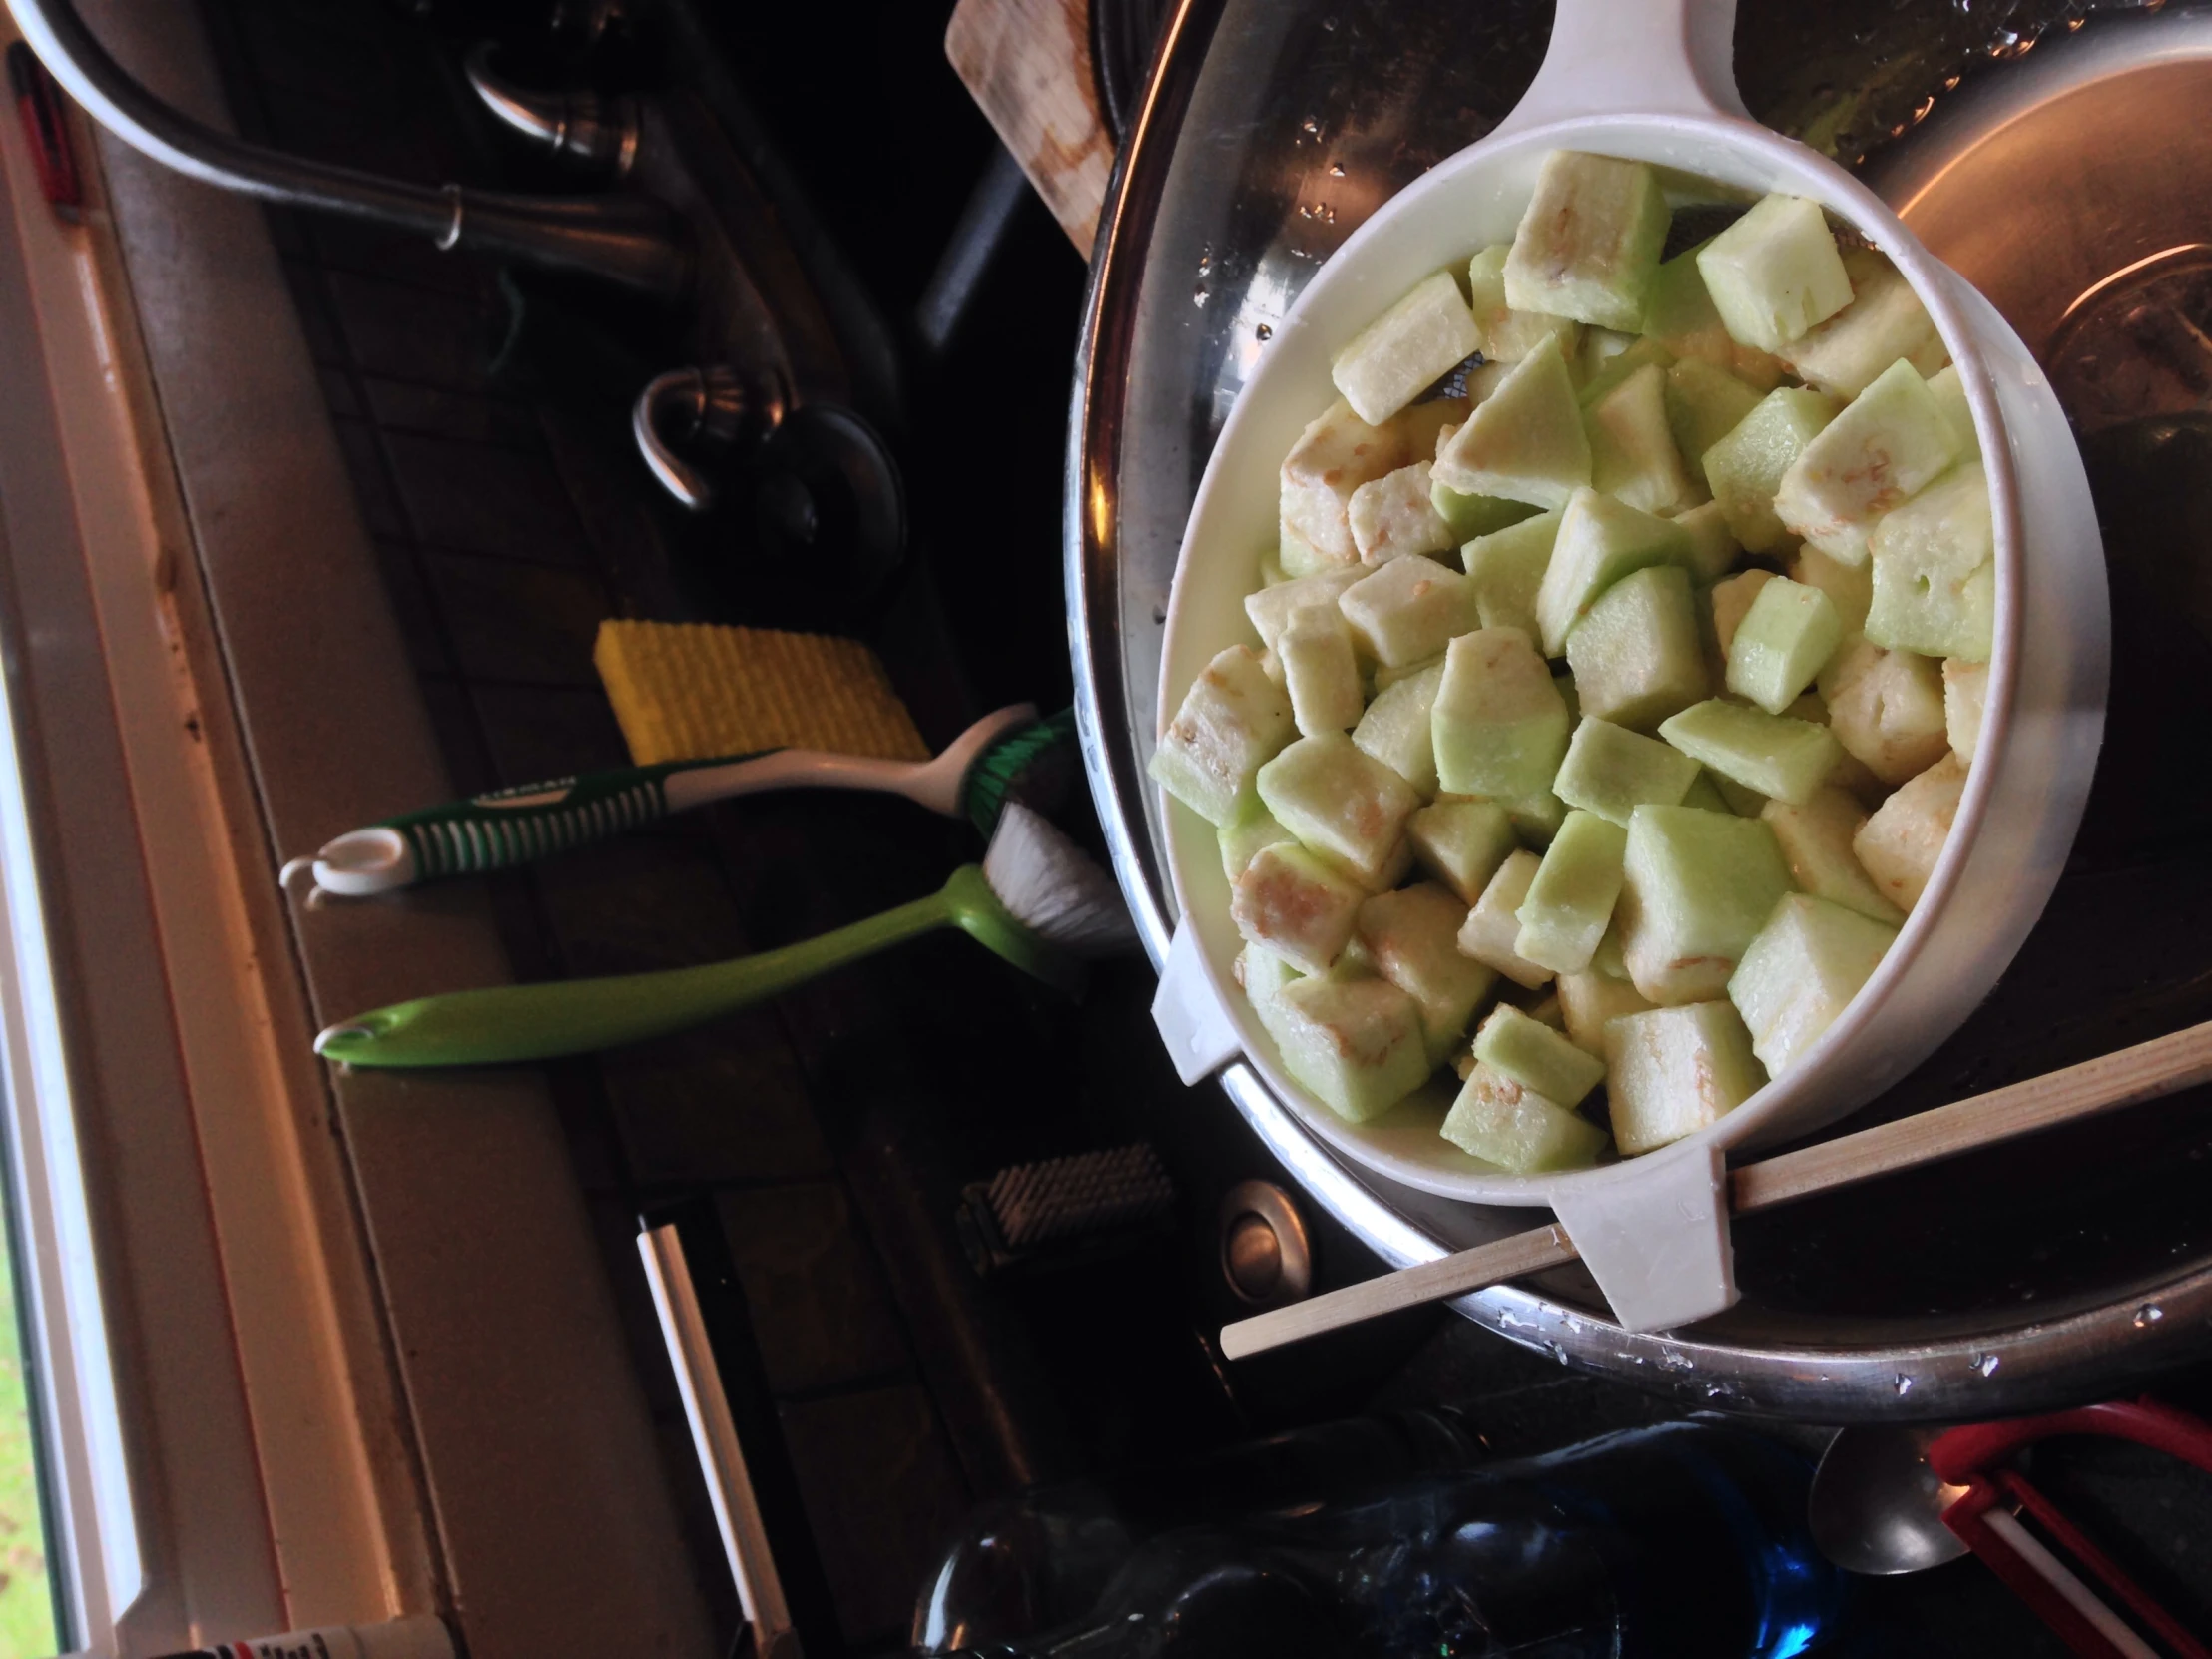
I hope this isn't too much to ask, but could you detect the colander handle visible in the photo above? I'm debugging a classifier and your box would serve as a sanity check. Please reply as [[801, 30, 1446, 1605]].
[[1493, 0, 1749, 138]]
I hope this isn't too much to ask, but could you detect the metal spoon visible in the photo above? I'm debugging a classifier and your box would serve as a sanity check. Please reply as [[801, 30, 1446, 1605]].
[[1807, 1425, 1972, 1575]]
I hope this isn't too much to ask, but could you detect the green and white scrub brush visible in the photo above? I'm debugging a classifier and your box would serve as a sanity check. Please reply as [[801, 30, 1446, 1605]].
[[313, 804, 1132, 1068]]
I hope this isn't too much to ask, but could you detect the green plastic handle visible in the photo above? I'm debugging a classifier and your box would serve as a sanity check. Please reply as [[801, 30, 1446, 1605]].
[[316, 865, 1078, 1068]]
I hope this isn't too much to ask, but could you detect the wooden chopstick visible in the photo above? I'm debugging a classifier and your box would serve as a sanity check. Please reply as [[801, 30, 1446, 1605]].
[[1220, 1017, 2212, 1362]]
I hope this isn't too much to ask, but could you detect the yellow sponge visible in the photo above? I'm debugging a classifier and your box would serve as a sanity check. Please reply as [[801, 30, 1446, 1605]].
[[594, 620, 929, 765]]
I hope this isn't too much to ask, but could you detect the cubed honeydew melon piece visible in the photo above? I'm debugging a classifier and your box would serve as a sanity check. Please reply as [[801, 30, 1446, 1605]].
[[1461, 510, 1562, 636], [1272, 974, 1433, 1122], [1349, 461, 1456, 566], [1440, 1061, 1607, 1171], [1235, 941, 1303, 1040], [1709, 568, 1776, 661], [1281, 397, 1411, 570], [1604, 1001, 1767, 1155], [1779, 692, 1883, 807], [1331, 269, 1482, 426], [1577, 335, 1675, 408], [1854, 751, 1968, 912], [1789, 544, 1874, 634], [1927, 363, 1980, 460], [1246, 566, 1363, 655], [1339, 553, 1478, 668], [1729, 893, 1900, 1078], [1432, 480, 1543, 544], [1658, 699, 1840, 806], [1219, 803, 1297, 883], [1433, 334, 1593, 510], [1777, 358, 1963, 562], [1760, 787, 1903, 925], [1681, 771, 1734, 815], [1507, 785, 1570, 848], [1944, 659, 1988, 763], [1642, 239, 1789, 390], [1513, 809, 1630, 975], [1231, 841, 1364, 973], [1358, 883, 1497, 1062], [1565, 563, 1709, 733], [1727, 576, 1844, 715], [1473, 1000, 1606, 1108], [1456, 849, 1555, 989], [1695, 194, 1854, 353], [1557, 968, 1657, 1055], [1466, 244, 1584, 363], [1401, 397, 1469, 452], [1865, 460, 1995, 662], [1553, 717, 1702, 826], [1579, 325, 1639, 379], [1279, 605, 1365, 737], [1150, 645, 1297, 825], [1705, 387, 1841, 554], [1258, 731, 1420, 889], [1672, 499, 1742, 583], [1587, 362, 1702, 516], [1353, 660, 1446, 797], [1504, 151, 1670, 331], [1778, 248, 1947, 400], [1618, 804, 1794, 1004], [1818, 636, 1949, 785], [1664, 358, 1765, 493], [1591, 919, 1632, 980], [1374, 652, 1443, 693], [1534, 488, 1694, 655], [1432, 628, 1572, 801], [1407, 799, 1517, 904]]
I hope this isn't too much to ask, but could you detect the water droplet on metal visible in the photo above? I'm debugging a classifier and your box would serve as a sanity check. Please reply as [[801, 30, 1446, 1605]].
[[1329, 161, 1346, 177], [2136, 1304, 2165, 1328], [1974, 1352, 2001, 1377], [1255, 323, 1272, 341], [1894, 1374, 1915, 1396], [1548, 1340, 1569, 1365], [1300, 116, 1322, 140], [1192, 284, 1210, 308], [1656, 1348, 1695, 1373]]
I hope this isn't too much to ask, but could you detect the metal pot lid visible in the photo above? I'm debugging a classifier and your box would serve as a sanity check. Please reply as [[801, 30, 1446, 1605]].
[[1068, 0, 2212, 1417]]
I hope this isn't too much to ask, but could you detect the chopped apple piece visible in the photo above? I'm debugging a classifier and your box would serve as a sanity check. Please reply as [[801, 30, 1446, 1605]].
[[1534, 487, 1693, 655], [1672, 499, 1742, 583], [1432, 334, 1593, 509], [1777, 358, 1961, 562], [1281, 397, 1409, 571], [1339, 552, 1478, 667], [1695, 194, 1854, 352], [1704, 387, 1839, 554], [1514, 809, 1629, 975], [1150, 645, 1297, 825], [1456, 848, 1555, 990], [1272, 974, 1433, 1122], [1505, 151, 1670, 331], [1604, 1001, 1767, 1155], [1927, 363, 1980, 460], [1818, 637, 1949, 785], [1944, 659, 1989, 764], [1709, 568, 1777, 660], [1566, 563, 1709, 733], [1760, 787, 1903, 925], [1664, 358, 1764, 491], [1352, 660, 1445, 796], [1408, 799, 1517, 904], [1350, 461, 1456, 566], [1865, 460, 1995, 662], [1466, 243, 1583, 363], [1726, 575, 1844, 715], [1788, 544, 1873, 634], [1232, 841, 1364, 973], [1557, 969, 1656, 1055], [1440, 1061, 1607, 1172], [1553, 717, 1701, 826], [1331, 269, 1481, 425], [1587, 361, 1701, 515], [1219, 804, 1296, 883], [1462, 509, 1562, 636], [1854, 752, 1968, 912], [1658, 699, 1840, 806], [1279, 605, 1364, 736], [1246, 567, 1363, 654], [1618, 804, 1794, 1004], [1729, 893, 1899, 1078], [1358, 883, 1496, 1062], [1431, 627, 1572, 802], [1778, 248, 1946, 399], [1258, 732, 1420, 889], [1473, 1000, 1606, 1109]]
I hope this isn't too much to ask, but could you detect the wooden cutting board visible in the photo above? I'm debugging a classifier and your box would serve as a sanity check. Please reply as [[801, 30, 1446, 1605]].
[[945, 0, 1113, 253]]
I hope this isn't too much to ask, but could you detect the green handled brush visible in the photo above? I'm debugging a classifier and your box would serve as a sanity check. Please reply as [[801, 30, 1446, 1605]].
[[312, 804, 1131, 1068], [286, 704, 1076, 896]]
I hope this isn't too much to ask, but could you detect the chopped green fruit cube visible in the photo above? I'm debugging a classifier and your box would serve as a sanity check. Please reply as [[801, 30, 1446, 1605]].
[[1358, 883, 1496, 1062], [1729, 893, 1900, 1078], [1564, 563, 1709, 732], [1279, 605, 1365, 736], [1664, 358, 1764, 493], [1618, 804, 1794, 1004], [1504, 151, 1670, 331], [1641, 240, 1788, 389], [1432, 628, 1572, 802], [1433, 334, 1593, 509], [1591, 920, 1632, 980], [1462, 510, 1562, 635], [1726, 575, 1844, 714], [1658, 699, 1840, 806], [1943, 659, 1988, 764], [1818, 637, 1949, 785], [1150, 645, 1297, 825], [1374, 653, 1443, 694], [1466, 244, 1583, 362], [1332, 269, 1481, 425], [1865, 460, 1995, 662], [1534, 487, 1694, 655], [1456, 848, 1555, 990], [1711, 773, 1769, 817], [1231, 841, 1364, 973], [1557, 969, 1656, 1055], [1927, 363, 1979, 459], [1473, 1001, 1606, 1107], [1788, 544, 1873, 634], [1778, 248, 1946, 399], [1506, 784, 1570, 848], [1235, 942, 1303, 1046], [1604, 1001, 1767, 1155], [1513, 809, 1629, 975], [1258, 732, 1420, 889], [1776, 357, 1962, 562], [1350, 462, 1456, 565], [1219, 804, 1296, 883], [1761, 787, 1904, 925], [1694, 194, 1854, 352], [1854, 752, 1967, 912], [1709, 568, 1776, 661], [1439, 1061, 1607, 1172], [1554, 717, 1702, 826], [1681, 770, 1734, 814], [1704, 387, 1840, 554], [1282, 398, 1409, 569], [1587, 361, 1701, 516], [1246, 567, 1363, 655], [1432, 480, 1543, 543], [1577, 335, 1675, 408], [1272, 974, 1432, 1122], [1407, 799, 1518, 904], [1672, 499, 1742, 582], [1353, 660, 1446, 796], [1339, 552, 1479, 667], [1578, 325, 1639, 381]]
